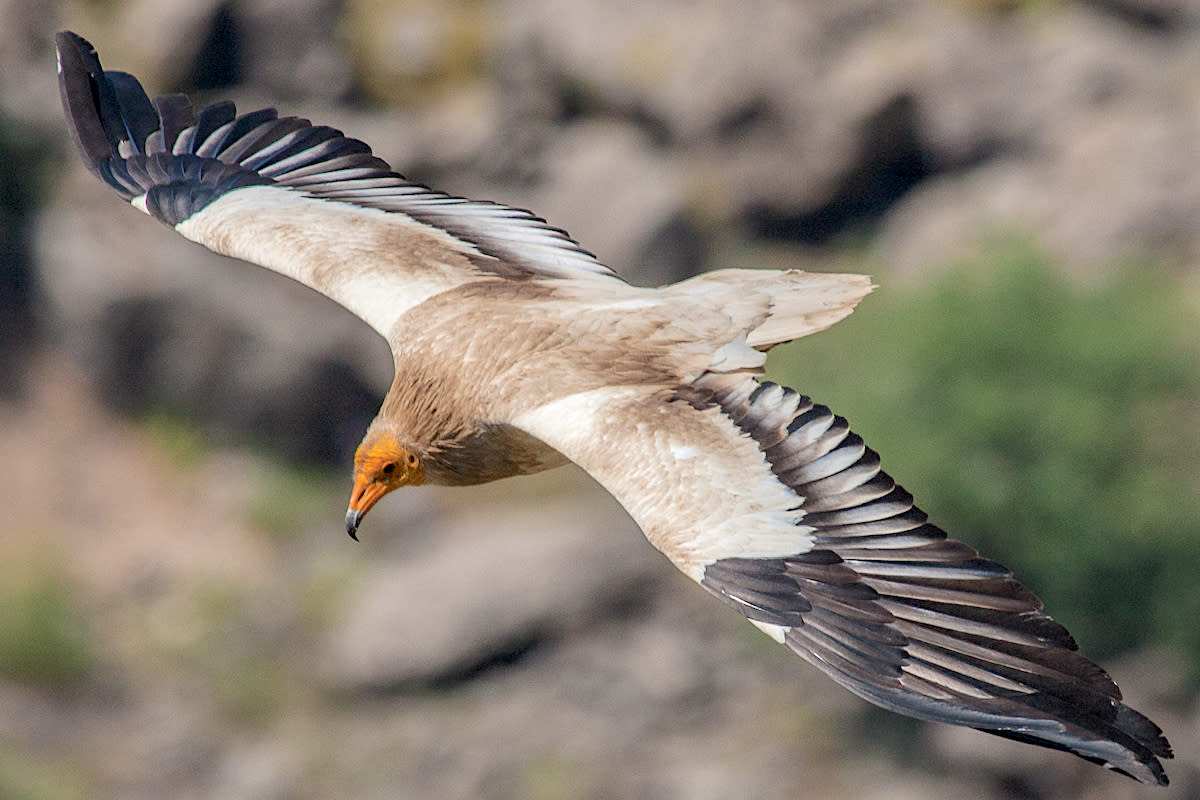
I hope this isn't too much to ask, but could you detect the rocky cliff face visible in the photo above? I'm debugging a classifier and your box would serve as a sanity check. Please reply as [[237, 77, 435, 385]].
[[6, 0, 1200, 457], [1, 2, 1198, 798]]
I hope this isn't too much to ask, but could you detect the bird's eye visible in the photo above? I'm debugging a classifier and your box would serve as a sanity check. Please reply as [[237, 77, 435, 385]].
[[381, 462, 397, 476], [406, 453, 418, 467]]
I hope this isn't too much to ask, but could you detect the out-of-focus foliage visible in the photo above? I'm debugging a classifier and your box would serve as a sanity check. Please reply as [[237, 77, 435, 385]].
[[0, 565, 94, 689], [770, 243, 1200, 678], [0, 749, 90, 800], [342, 0, 490, 105]]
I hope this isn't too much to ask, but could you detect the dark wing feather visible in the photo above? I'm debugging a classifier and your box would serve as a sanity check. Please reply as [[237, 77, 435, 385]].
[[151, 94, 195, 151], [54, 31, 618, 283], [693, 378, 1172, 785]]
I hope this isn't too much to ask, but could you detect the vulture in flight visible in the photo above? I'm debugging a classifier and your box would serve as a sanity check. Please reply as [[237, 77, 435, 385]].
[[55, 31, 1171, 785]]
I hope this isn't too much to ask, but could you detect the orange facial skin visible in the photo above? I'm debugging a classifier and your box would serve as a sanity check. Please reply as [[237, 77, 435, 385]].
[[345, 433, 424, 539]]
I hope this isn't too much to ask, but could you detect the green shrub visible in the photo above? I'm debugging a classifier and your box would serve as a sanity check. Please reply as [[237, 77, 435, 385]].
[[247, 458, 343, 542], [0, 749, 90, 800], [769, 244, 1200, 675], [141, 409, 208, 467], [0, 567, 94, 689]]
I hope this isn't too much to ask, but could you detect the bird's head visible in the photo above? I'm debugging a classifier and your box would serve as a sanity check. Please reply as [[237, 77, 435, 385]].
[[345, 430, 425, 540]]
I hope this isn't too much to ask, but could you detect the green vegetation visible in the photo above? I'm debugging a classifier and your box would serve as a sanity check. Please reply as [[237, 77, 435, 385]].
[[514, 756, 589, 800], [153, 577, 294, 729], [247, 458, 344, 542], [141, 409, 209, 467], [769, 243, 1200, 675], [0, 566, 94, 689], [0, 748, 91, 800]]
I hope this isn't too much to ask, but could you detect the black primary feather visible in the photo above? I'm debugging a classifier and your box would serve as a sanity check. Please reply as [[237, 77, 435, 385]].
[[693, 379, 1172, 785]]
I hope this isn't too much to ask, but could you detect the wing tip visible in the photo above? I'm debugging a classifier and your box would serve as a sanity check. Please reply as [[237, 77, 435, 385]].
[[701, 374, 1173, 785], [55, 30, 163, 194], [55, 30, 112, 178]]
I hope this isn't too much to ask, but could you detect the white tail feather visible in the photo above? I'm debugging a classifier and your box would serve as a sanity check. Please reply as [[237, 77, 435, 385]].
[[665, 269, 874, 351]]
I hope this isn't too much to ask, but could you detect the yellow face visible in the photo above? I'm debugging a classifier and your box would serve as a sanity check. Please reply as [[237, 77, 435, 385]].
[[345, 432, 424, 539]]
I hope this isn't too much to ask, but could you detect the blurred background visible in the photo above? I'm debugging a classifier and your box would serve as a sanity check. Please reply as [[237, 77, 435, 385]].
[[2, 1, 1199, 798]]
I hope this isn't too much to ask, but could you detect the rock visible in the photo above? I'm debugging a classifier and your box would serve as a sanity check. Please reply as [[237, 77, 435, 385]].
[[500, 120, 702, 284], [0, 114, 51, 396], [235, 0, 355, 101], [499, 0, 823, 144], [876, 3, 1200, 274], [33, 0, 1200, 455], [1082, 0, 1200, 31], [319, 498, 665, 691], [875, 158, 1048, 278], [851, 760, 989, 800], [925, 718, 1076, 794], [341, 0, 490, 106], [0, 0, 60, 128], [55, 0, 230, 90], [210, 737, 299, 800], [495, 0, 892, 245]]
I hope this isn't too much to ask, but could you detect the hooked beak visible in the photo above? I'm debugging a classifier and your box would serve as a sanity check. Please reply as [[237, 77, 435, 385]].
[[345, 477, 390, 541], [344, 508, 362, 541]]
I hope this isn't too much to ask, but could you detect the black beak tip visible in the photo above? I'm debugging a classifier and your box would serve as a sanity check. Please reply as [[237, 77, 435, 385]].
[[345, 509, 361, 541]]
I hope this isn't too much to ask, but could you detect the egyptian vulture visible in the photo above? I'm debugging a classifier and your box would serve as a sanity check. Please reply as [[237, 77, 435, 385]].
[[55, 31, 1171, 784]]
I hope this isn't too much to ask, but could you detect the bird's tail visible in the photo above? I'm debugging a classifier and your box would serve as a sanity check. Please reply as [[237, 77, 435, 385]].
[[663, 268, 874, 351]]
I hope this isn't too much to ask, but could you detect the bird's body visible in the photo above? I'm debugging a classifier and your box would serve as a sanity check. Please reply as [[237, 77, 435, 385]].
[[55, 31, 1172, 785]]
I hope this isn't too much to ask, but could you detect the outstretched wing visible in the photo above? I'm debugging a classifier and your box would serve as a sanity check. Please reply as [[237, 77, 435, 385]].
[[55, 31, 621, 339], [511, 378, 1172, 785]]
